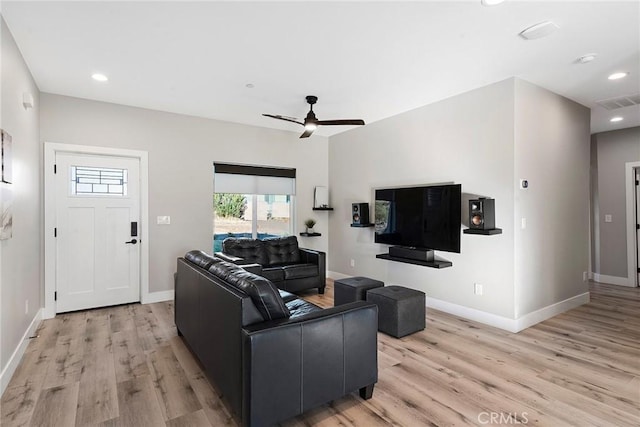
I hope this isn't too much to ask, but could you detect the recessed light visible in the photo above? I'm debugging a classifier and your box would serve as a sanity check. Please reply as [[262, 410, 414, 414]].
[[577, 53, 597, 64], [481, 0, 506, 6], [608, 72, 629, 80], [92, 73, 108, 82], [91, 73, 109, 82], [519, 21, 559, 40], [610, 117, 623, 122]]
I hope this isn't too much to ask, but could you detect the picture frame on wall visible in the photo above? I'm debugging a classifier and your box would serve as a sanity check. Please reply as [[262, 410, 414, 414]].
[[1, 129, 12, 184], [0, 183, 13, 240]]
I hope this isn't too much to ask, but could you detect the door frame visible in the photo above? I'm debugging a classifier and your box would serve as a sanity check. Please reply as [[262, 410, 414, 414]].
[[625, 161, 640, 287], [44, 142, 149, 318]]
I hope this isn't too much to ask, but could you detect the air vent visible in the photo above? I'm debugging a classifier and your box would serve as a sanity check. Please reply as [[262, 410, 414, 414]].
[[596, 94, 640, 110]]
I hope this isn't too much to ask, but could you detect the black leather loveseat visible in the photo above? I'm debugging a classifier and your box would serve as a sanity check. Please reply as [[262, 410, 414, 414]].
[[216, 235, 326, 294], [175, 250, 378, 427]]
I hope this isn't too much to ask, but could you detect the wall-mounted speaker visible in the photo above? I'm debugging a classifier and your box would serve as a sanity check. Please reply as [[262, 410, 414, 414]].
[[352, 203, 370, 225], [469, 198, 495, 230]]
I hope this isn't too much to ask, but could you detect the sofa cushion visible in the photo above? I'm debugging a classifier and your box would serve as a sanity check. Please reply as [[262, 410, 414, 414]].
[[208, 261, 290, 321], [263, 236, 301, 266], [222, 238, 269, 266], [278, 290, 298, 303], [282, 263, 318, 280], [260, 267, 285, 283], [184, 250, 221, 270], [286, 298, 322, 318]]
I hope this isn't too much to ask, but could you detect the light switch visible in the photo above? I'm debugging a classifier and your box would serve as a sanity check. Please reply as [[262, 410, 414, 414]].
[[604, 214, 612, 223], [157, 216, 171, 225], [521, 217, 527, 229]]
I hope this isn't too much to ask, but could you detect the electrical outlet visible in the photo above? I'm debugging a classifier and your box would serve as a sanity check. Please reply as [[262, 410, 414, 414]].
[[350, 259, 355, 267], [583, 271, 588, 282], [521, 217, 527, 229], [474, 283, 483, 295], [604, 214, 612, 223], [25, 299, 29, 315]]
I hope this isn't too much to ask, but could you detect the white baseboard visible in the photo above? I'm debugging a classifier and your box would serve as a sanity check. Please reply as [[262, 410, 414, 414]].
[[426, 297, 521, 332], [514, 292, 590, 331], [142, 290, 174, 304], [1, 309, 43, 395], [592, 273, 635, 287], [427, 292, 590, 333]]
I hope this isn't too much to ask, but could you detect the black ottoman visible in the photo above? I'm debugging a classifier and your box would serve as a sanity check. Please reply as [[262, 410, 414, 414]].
[[366, 286, 425, 338], [334, 276, 384, 306]]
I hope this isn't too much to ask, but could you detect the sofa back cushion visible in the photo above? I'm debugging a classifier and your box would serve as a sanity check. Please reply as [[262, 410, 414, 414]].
[[184, 250, 221, 270], [263, 236, 301, 266], [222, 238, 269, 266], [208, 261, 290, 321]]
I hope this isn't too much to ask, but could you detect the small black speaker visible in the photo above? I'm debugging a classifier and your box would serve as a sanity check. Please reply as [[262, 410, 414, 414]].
[[469, 198, 496, 230], [352, 203, 370, 225]]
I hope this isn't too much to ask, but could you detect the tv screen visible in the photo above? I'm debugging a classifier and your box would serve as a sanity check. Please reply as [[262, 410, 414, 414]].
[[374, 184, 461, 253]]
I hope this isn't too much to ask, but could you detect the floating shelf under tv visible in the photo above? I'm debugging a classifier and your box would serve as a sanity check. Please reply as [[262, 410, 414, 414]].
[[376, 253, 452, 269], [351, 223, 374, 228]]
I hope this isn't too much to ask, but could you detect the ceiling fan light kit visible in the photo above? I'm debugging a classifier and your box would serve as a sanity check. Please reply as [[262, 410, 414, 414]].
[[263, 95, 365, 138]]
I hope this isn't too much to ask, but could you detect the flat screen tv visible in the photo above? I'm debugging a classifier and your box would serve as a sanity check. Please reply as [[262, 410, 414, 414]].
[[374, 184, 462, 253]]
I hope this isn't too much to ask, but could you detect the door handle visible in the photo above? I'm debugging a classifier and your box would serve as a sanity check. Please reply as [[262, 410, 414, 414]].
[[125, 239, 138, 245]]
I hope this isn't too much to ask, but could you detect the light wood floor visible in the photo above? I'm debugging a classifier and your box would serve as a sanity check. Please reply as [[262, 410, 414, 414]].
[[2, 281, 639, 426]]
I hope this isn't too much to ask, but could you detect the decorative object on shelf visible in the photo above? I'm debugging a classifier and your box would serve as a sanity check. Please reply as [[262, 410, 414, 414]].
[[304, 218, 316, 234], [469, 197, 495, 229], [468, 197, 501, 234], [314, 186, 330, 209], [352, 202, 370, 225]]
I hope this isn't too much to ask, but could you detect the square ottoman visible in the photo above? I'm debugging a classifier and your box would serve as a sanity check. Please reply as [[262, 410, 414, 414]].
[[366, 286, 425, 338], [334, 276, 384, 306]]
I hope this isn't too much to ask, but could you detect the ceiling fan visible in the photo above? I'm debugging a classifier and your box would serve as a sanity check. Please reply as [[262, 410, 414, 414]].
[[263, 95, 365, 138]]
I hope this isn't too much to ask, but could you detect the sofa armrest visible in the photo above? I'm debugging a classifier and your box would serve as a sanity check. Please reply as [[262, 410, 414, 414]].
[[215, 251, 247, 264], [241, 301, 377, 426], [299, 248, 326, 285]]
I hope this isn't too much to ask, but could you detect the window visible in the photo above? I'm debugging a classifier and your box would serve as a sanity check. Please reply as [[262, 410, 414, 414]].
[[213, 163, 295, 252], [70, 166, 128, 196]]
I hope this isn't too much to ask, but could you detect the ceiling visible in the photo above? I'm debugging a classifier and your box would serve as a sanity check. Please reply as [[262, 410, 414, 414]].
[[3, 1, 639, 137]]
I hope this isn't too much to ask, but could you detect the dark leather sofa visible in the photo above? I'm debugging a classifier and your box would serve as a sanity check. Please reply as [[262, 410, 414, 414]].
[[175, 250, 378, 427], [216, 235, 326, 294]]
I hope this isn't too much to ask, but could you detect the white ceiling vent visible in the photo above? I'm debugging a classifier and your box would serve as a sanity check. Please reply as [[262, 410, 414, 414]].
[[596, 94, 640, 110], [519, 21, 559, 40]]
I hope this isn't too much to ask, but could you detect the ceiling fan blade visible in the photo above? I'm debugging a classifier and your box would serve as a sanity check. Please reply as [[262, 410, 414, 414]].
[[262, 114, 303, 126], [300, 129, 314, 138], [316, 119, 365, 126]]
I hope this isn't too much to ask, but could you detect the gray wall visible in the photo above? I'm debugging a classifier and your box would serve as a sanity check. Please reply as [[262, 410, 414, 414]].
[[40, 94, 329, 294], [328, 78, 591, 321], [0, 18, 42, 373], [329, 79, 517, 319], [591, 127, 640, 278], [513, 79, 590, 317]]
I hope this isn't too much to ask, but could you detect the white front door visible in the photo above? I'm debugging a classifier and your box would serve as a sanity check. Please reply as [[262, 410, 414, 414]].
[[55, 153, 141, 312]]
